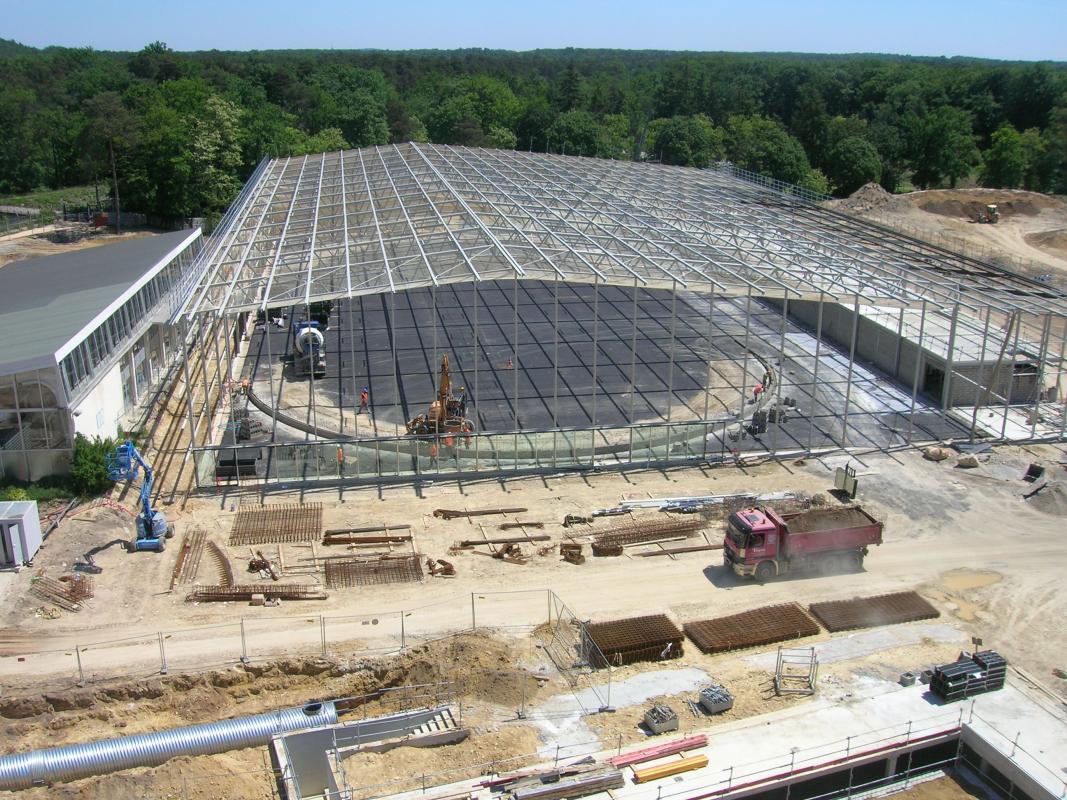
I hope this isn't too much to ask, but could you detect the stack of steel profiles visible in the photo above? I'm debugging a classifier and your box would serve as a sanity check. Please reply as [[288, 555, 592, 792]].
[[229, 503, 323, 545], [584, 614, 684, 667], [683, 603, 819, 654], [510, 768, 624, 800], [930, 650, 1007, 701], [170, 529, 207, 588], [186, 584, 327, 602], [808, 591, 939, 632], [324, 555, 424, 589]]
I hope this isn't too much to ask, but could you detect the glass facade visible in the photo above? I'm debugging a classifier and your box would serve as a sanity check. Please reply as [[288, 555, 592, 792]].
[[0, 367, 72, 481], [192, 420, 729, 488]]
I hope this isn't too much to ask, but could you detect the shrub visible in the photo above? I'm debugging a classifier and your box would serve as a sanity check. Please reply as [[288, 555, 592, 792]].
[[1, 487, 29, 501], [69, 433, 117, 496]]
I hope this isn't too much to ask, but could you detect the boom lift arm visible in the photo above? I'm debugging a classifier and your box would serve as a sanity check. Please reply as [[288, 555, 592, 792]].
[[106, 440, 174, 552]]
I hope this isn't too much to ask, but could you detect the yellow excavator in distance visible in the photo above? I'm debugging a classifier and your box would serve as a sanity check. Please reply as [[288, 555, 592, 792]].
[[406, 354, 475, 437]]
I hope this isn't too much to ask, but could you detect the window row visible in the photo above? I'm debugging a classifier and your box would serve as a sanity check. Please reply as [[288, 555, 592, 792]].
[[60, 235, 202, 398]]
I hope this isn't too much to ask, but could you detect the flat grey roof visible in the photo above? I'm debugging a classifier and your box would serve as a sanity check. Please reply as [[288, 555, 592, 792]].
[[0, 230, 199, 375]]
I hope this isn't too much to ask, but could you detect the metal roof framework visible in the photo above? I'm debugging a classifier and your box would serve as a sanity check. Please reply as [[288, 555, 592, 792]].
[[178, 143, 1067, 321]]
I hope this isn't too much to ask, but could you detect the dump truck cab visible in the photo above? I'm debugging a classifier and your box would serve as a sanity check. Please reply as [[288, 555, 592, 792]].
[[723, 507, 782, 580]]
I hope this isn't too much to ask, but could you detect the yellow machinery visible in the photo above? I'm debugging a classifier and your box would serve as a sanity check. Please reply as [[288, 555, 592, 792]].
[[632, 754, 709, 783], [977, 204, 1000, 224], [406, 355, 475, 436]]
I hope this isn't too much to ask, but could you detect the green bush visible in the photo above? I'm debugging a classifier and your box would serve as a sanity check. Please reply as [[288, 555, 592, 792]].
[[69, 433, 117, 497], [1, 487, 29, 501]]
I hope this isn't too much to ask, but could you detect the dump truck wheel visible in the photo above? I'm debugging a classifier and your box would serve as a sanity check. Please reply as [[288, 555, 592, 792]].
[[754, 561, 775, 582], [846, 551, 863, 572]]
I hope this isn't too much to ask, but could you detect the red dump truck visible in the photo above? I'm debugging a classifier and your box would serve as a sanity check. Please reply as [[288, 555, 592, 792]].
[[723, 506, 883, 580]]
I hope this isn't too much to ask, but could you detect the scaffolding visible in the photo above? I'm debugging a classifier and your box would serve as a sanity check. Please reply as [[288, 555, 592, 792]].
[[171, 144, 1067, 488]]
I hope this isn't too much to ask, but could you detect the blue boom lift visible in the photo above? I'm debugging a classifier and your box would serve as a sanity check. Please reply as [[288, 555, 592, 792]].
[[106, 440, 174, 552]]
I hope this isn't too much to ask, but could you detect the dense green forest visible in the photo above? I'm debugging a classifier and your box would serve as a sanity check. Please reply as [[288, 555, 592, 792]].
[[2, 40, 1066, 220]]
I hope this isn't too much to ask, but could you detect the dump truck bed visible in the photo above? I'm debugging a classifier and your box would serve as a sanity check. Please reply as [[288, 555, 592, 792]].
[[779, 506, 882, 556]]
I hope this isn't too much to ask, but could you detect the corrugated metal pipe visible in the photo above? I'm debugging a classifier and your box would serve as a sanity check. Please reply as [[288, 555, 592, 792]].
[[0, 700, 337, 790]]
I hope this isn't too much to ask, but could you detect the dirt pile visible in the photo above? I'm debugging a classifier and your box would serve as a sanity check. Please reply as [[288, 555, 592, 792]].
[[1026, 481, 1067, 516], [1025, 228, 1067, 258], [827, 182, 910, 215], [911, 188, 1064, 221]]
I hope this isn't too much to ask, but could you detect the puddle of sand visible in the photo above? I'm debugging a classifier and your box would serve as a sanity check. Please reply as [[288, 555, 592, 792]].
[[939, 569, 1002, 592]]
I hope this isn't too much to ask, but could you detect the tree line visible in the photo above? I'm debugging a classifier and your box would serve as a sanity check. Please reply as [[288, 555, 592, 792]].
[[1, 39, 1066, 220]]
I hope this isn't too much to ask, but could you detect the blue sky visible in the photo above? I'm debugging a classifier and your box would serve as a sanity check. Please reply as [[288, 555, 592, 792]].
[[4, 0, 1065, 61]]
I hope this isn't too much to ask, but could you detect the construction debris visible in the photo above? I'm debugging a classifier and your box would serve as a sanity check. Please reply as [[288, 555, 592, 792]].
[[247, 550, 279, 581], [324, 525, 412, 535], [589, 518, 703, 556], [491, 543, 528, 564], [643, 704, 679, 734], [684, 603, 820, 654], [499, 521, 544, 530], [560, 542, 585, 565], [617, 491, 795, 511], [505, 767, 624, 800], [205, 541, 235, 587], [562, 515, 593, 527], [426, 558, 456, 577], [187, 584, 327, 602], [458, 535, 550, 547], [324, 555, 424, 588], [698, 685, 734, 714], [229, 503, 323, 545], [636, 543, 722, 557], [169, 529, 207, 589], [808, 591, 940, 632], [584, 614, 684, 667], [29, 575, 93, 613], [322, 533, 412, 546], [433, 507, 527, 520]]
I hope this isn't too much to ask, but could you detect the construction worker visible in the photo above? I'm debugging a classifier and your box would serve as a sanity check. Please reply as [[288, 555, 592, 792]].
[[429, 442, 438, 464], [336, 445, 345, 477], [359, 386, 369, 414], [504, 356, 513, 369], [458, 387, 467, 417], [752, 382, 765, 402]]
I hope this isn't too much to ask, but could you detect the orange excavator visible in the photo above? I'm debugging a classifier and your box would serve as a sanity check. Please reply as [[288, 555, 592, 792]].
[[406, 355, 475, 436]]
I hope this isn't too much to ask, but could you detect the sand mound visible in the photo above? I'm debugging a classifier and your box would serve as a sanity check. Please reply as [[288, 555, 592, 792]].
[[1025, 229, 1067, 258], [910, 189, 1064, 221], [1026, 481, 1067, 516], [828, 182, 909, 215]]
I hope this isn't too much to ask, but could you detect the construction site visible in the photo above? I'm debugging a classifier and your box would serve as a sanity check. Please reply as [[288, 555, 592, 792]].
[[1, 146, 1067, 800]]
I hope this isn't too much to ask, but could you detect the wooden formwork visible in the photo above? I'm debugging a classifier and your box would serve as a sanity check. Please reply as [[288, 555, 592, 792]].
[[229, 503, 323, 545], [808, 591, 939, 632], [683, 603, 820, 654]]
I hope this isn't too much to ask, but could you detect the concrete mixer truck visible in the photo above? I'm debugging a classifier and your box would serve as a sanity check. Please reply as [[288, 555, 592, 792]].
[[293, 321, 327, 378]]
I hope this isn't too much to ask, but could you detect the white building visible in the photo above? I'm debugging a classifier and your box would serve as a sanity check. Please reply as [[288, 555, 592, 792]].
[[0, 229, 203, 481]]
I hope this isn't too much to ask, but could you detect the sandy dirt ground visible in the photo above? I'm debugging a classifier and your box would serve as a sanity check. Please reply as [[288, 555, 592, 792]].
[[3, 443, 1067, 687], [826, 185, 1067, 288], [0, 227, 158, 268], [887, 772, 995, 800]]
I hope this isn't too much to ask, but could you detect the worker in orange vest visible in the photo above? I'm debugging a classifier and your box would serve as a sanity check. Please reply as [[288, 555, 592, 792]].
[[336, 445, 345, 477], [359, 386, 369, 413]]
